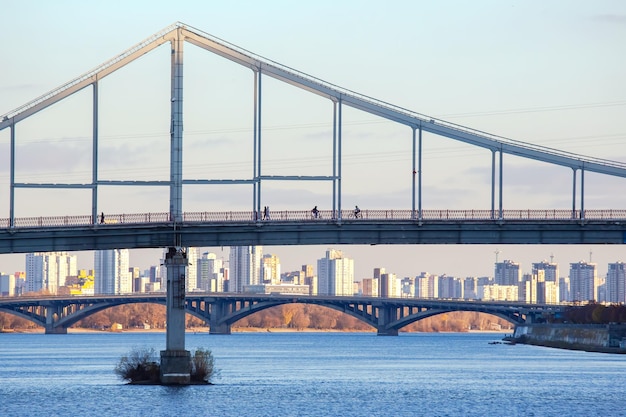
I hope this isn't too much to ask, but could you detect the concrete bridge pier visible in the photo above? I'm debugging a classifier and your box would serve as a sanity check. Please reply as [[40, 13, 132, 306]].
[[209, 300, 232, 334], [45, 304, 67, 334], [160, 247, 191, 384], [376, 305, 399, 336]]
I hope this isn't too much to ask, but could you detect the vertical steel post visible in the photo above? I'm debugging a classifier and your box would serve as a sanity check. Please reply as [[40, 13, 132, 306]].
[[491, 150, 496, 219], [257, 69, 262, 215], [411, 127, 416, 219], [337, 98, 343, 220], [498, 149, 503, 219], [252, 69, 258, 218], [169, 27, 184, 223], [332, 100, 337, 217], [9, 123, 15, 227], [418, 126, 423, 221], [580, 167, 585, 220], [572, 168, 577, 219], [92, 82, 99, 224]]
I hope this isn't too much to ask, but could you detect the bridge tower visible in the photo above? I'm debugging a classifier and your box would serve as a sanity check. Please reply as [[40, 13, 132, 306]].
[[159, 27, 191, 385]]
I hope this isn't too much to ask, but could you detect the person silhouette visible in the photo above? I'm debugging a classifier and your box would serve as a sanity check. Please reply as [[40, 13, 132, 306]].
[[263, 206, 270, 220], [354, 205, 361, 218], [100, 212, 105, 224], [312, 206, 319, 219]]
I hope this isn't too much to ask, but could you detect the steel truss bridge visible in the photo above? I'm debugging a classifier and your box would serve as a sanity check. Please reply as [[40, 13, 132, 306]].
[[0, 23, 621, 355], [1, 21, 626, 245], [0, 294, 564, 336]]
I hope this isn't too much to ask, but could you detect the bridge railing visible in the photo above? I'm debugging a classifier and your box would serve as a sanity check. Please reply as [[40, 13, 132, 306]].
[[2, 209, 626, 229]]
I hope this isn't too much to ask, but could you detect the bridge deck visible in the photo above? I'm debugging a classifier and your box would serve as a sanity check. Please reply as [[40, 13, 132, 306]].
[[1, 209, 625, 254]]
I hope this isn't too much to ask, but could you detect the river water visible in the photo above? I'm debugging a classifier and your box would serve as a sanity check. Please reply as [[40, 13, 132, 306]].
[[1, 331, 625, 416]]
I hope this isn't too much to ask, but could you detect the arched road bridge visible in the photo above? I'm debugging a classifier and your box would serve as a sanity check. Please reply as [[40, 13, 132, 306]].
[[0, 294, 565, 336]]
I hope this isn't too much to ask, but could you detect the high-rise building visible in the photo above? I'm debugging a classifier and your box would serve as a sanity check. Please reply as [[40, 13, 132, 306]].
[[381, 273, 399, 297], [495, 260, 521, 286], [94, 249, 131, 294], [229, 246, 263, 293], [463, 277, 478, 300], [186, 247, 198, 292], [362, 277, 379, 297], [606, 262, 626, 304], [197, 252, 225, 292], [400, 277, 415, 298], [544, 281, 560, 304], [316, 249, 354, 296], [532, 261, 559, 282], [569, 261, 597, 302], [262, 254, 281, 285], [25, 252, 77, 294], [559, 277, 570, 302], [438, 275, 462, 299], [0, 273, 16, 296], [415, 272, 438, 298]]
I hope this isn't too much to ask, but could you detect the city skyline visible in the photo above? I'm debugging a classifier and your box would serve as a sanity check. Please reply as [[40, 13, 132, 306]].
[[1, 244, 623, 283], [1, 2, 625, 279]]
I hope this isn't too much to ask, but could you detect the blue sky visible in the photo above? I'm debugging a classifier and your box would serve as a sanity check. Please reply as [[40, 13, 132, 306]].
[[1, 1, 626, 279]]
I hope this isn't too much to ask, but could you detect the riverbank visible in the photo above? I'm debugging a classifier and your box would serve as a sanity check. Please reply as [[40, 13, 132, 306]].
[[507, 323, 626, 354], [2, 326, 509, 334]]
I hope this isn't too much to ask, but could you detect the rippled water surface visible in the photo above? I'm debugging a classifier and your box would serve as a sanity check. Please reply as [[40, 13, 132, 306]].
[[1, 331, 625, 416]]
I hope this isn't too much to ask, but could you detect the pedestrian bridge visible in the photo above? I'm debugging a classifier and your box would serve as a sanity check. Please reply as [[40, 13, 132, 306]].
[[1, 208, 626, 254], [1, 22, 626, 245], [0, 293, 566, 336]]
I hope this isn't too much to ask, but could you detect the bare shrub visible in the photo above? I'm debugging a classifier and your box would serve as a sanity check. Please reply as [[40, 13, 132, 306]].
[[114, 347, 160, 384], [190, 348, 218, 383]]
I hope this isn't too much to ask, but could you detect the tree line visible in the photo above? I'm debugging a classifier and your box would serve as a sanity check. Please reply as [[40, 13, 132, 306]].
[[561, 303, 626, 324], [0, 303, 512, 332]]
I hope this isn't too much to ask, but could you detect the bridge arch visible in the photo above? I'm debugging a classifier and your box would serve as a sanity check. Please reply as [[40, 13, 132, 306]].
[[0, 299, 210, 334], [389, 309, 523, 335], [218, 299, 378, 332]]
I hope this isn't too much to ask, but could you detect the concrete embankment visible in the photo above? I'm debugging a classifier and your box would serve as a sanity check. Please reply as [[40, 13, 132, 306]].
[[508, 323, 626, 354]]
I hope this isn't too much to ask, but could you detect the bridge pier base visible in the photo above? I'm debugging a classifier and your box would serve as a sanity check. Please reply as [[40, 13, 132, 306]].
[[44, 326, 67, 334], [209, 323, 232, 335], [377, 328, 399, 336], [376, 305, 399, 336], [209, 301, 232, 334], [160, 349, 191, 385], [160, 247, 191, 384]]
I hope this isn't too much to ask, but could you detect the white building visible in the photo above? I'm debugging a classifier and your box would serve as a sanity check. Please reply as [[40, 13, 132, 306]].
[[262, 254, 281, 285], [229, 246, 263, 293], [186, 247, 198, 292], [482, 284, 518, 301], [0, 273, 16, 296], [317, 249, 354, 296], [197, 252, 225, 292], [25, 252, 77, 294], [544, 281, 560, 304], [415, 272, 438, 298], [94, 249, 131, 294]]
